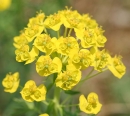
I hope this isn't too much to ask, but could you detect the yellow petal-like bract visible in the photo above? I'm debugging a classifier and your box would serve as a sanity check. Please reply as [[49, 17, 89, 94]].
[[79, 93, 102, 114], [20, 80, 46, 102], [108, 55, 126, 79], [2, 72, 20, 93], [55, 65, 81, 90]]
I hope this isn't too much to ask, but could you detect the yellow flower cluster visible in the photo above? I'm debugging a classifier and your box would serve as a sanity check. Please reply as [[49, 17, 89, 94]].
[[13, 8, 126, 89], [11, 7, 126, 115]]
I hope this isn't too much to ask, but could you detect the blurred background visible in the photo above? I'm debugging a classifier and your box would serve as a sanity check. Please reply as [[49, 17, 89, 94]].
[[0, 0, 130, 116]]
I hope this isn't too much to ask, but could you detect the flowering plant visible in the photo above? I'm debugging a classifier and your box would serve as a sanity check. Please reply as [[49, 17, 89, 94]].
[[2, 7, 126, 116]]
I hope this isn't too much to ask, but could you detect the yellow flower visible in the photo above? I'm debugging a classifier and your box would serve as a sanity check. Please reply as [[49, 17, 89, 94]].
[[93, 27, 107, 47], [0, 0, 11, 11], [44, 13, 62, 31], [39, 113, 49, 116], [69, 49, 92, 69], [25, 46, 39, 64], [28, 12, 45, 27], [15, 45, 39, 64], [81, 14, 98, 29], [33, 34, 57, 55], [91, 49, 110, 71], [20, 80, 46, 102], [55, 65, 81, 90], [24, 25, 44, 42], [2, 72, 20, 93], [75, 18, 106, 48], [24, 12, 45, 42], [59, 8, 82, 30], [75, 28, 96, 48], [15, 45, 30, 62], [13, 33, 28, 49], [36, 55, 62, 76], [95, 35, 107, 47], [56, 36, 79, 56], [79, 93, 102, 114], [108, 55, 126, 79]]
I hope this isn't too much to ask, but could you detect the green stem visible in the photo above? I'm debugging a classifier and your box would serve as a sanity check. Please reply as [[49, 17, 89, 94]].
[[64, 27, 68, 37], [19, 85, 23, 90], [53, 86, 63, 116], [34, 102, 42, 114], [61, 96, 71, 105], [62, 56, 68, 64], [42, 101, 49, 106], [80, 72, 101, 83], [68, 28, 73, 36], [80, 68, 108, 83], [87, 68, 94, 77], [61, 104, 79, 107], [44, 28, 48, 34], [76, 68, 94, 89], [57, 30, 60, 38], [54, 86, 61, 102]]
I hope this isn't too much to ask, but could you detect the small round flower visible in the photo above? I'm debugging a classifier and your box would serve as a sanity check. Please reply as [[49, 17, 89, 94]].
[[76, 29, 96, 48], [95, 34, 107, 47], [24, 13, 45, 42], [20, 80, 47, 102], [55, 65, 81, 90], [56, 36, 79, 56], [15, 45, 30, 62], [91, 49, 110, 71], [33, 34, 57, 55], [59, 8, 82, 30], [36, 55, 62, 76], [69, 49, 92, 69], [2, 72, 20, 93], [108, 55, 126, 79], [81, 14, 98, 29], [44, 13, 62, 31], [24, 25, 44, 42], [79, 92, 102, 114], [28, 12, 45, 27], [13, 33, 28, 49], [15, 45, 39, 64]]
